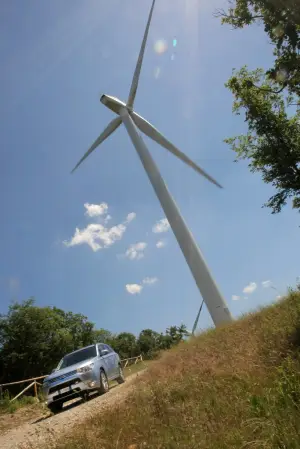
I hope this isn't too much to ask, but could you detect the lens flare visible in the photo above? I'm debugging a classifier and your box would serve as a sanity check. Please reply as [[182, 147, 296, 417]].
[[154, 39, 168, 54], [173, 38, 177, 47]]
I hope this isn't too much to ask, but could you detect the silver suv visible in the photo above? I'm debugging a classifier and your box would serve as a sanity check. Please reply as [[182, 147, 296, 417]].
[[42, 343, 124, 413]]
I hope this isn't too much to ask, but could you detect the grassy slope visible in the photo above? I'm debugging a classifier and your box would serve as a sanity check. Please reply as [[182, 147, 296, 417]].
[[57, 291, 300, 449], [123, 361, 151, 377]]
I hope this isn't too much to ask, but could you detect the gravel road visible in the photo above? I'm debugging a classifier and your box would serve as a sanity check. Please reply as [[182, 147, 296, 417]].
[[0, 372, 142, 449]]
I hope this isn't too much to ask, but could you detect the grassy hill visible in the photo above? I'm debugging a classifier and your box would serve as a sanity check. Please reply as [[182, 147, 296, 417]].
[[58, 290, 300, 449]]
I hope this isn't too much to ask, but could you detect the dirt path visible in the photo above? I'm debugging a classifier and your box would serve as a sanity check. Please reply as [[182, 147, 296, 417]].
[[0, 372, 143, 449]]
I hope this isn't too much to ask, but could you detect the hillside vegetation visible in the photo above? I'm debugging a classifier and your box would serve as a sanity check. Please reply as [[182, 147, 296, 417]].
[[57, 290, 300, 449]]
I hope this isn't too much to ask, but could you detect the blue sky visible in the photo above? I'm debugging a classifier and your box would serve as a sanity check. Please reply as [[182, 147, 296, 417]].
[[0, 0, 299, 336]]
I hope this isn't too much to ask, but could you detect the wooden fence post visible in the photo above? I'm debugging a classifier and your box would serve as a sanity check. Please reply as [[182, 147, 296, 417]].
[[10, 381, 35, 403], [34, 381, 38, 399], [0, 375, 48, 403]]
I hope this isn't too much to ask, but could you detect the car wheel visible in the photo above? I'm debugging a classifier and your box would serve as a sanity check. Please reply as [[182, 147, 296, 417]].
[[48, 401, 63, 414], [98, 369, 109, 394], [116, 365, 125, 384]]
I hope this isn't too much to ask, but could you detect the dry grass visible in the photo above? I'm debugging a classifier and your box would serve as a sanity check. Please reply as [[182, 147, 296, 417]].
[[56, 291, 300, 449], [123, 360, 151, 378]]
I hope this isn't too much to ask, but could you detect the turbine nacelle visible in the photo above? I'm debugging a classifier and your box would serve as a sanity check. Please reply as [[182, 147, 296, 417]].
[[100, 95, 127, 115], [75, 94, 223, 188]]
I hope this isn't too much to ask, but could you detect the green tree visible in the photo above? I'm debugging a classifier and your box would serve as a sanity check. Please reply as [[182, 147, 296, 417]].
[[216, 0, 300, 97], [137, 329, 162, 359], [0, 299, 96, 384], [166, 324, 189, 345], [110, 332, 138, 360], [52, 308, 95, 350], [157, 333, 174, 351], [92, 328, 113, 344], [216, 0, 300, 213]]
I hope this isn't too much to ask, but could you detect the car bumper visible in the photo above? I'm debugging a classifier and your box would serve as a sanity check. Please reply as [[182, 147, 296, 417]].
[[44, 372, 99, 406]]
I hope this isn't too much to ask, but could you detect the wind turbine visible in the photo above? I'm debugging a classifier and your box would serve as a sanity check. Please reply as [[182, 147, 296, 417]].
[[191, 300, 205, 337], [71, 0, 233, 327]]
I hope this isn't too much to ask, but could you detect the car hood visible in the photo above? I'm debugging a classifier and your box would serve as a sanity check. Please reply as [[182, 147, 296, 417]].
[[44, 357, 96, 382]]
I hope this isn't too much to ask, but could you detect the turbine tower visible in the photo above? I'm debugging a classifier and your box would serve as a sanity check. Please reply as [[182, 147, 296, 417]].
[[192, 300, 205, 337], [72, 0, 233, 327]]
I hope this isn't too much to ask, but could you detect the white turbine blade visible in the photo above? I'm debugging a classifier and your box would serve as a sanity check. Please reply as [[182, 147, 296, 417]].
[[127, 0, 156, 108], [132, 113, 223, 188], [71, 117, 121, 173]]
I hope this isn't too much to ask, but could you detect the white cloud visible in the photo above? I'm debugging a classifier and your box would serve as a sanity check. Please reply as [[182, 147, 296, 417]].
[[243, 282, 257, 295], [84, 202, 108, 218], [64, 223, 127, 252], [125, 276, 158, 295], [262, 280, 272, 288], [276, 295, 282, 301], [126, 284, 143, 295], [64, 204, 136, 252], [125, 242, 147, 261], [152, 218, 170, 234], [156, 240, 166, 249], [143, 277, 158, 285], [232, 295, 240, 301], [126, 212, 136, 223]]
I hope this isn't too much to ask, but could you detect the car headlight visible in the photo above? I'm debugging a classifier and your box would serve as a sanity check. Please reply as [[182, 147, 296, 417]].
[[77, 363, 94, 374]]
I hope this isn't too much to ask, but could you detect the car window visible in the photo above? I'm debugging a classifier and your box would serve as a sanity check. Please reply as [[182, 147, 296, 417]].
[[57, 345, 97, 369], [97, 343, 105, 354], [104, 344, 113, 353]]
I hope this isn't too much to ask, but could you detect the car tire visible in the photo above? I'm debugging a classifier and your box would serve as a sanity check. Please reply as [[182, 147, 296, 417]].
[[116, 365, 125, 384], [48, 401, 63, 414], [98, 369, 109, 395]]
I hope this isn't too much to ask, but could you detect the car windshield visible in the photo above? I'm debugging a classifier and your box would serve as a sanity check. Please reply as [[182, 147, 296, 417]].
[[57, 346, 97, 370]]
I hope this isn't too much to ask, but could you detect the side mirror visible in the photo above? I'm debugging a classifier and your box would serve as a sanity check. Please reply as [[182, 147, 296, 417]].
[[101, 349, 109, 356]]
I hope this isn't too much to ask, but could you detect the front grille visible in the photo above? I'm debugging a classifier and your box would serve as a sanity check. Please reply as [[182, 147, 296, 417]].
[[49, 378, 81, 394], [53, 388, 81, 402], [48, 370, 77, 385]]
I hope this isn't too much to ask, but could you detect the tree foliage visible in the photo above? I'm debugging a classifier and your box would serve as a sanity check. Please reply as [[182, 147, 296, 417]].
[[110, 332, 138, 360], [216, 0, 300, 213], [0, 299, 188, 386], [166, 324, 189, 344], [0, 299, 96, 384]]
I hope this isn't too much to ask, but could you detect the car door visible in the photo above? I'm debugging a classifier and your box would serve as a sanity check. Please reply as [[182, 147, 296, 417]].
[[104, 344, 118, 376], [103, 344, 118, 377], [98, 344, 114, 379], [97, 344, 110, 378]]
